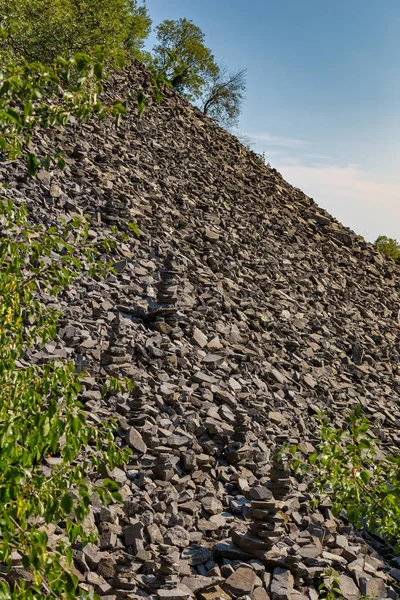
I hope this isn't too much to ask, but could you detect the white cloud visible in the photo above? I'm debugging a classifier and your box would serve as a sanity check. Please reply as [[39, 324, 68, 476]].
[[276, 162, 400, 242], [247, 131, 308, 148], [244, 130, 400, 241]]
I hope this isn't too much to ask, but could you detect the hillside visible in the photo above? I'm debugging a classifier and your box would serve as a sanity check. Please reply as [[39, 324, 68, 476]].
[[1, 60, 399, 599]]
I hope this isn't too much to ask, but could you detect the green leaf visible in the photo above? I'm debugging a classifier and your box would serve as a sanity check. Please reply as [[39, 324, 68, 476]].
[[103, 478, 119, 492], [128, 221, 141, 238], [61, 493, 73, 515], [23, 101, 33, 119], [71, 416, 81, 434], [308, 452, 318, 465], [5, 107, 22, 125], [137, 91, 145, 118], [94, 62, 103, 81], [359, 470, 371, 485], [27, 153, 40, 176], [111, 491, 123, 503]]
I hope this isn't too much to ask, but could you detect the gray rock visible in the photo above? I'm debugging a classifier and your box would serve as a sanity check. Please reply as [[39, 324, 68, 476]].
[[164, 526, 191, 548], [181, 576, 225, 594], [337, 575, 360, 600], [192, 327, 208, 348], [223, 567, 257, 597], [270, 568, 294, 600], [123, 520, 144, 546]]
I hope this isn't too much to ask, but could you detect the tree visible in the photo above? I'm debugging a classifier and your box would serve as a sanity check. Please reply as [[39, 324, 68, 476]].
[[374, 235, 400, 263], [201, 67, 246, 128], [148, 19, 247, 127], [124, 1, 152, 58], [0, 0, 151, 66], [149, 18, 218, 101]]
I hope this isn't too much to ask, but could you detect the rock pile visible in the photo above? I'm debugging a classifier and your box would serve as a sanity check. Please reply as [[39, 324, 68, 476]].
[[151, 251, 180, 326], [1, 59, 399, 599]]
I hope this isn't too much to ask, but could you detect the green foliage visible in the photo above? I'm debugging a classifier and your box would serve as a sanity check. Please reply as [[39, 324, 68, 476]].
[[201, 67, 246, 128], [0, 43, 156, 596], [281, 407, 400, 551], [0, 49, 120, 172], [148, 17, 219, 102], [0, 0, 151, 66], [148, 18, 247, 125], [0, 199, 132, 597], [374, 235, 400, 263], [318, 570, 344, 600], [255, 151, 266, 164]]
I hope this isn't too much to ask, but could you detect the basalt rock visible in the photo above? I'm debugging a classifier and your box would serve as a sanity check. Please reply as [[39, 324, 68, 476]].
[[1, 59, 399, 599]]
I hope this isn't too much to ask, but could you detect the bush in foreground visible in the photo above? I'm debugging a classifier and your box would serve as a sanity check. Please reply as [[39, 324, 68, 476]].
[[281, 406, 400, 551]]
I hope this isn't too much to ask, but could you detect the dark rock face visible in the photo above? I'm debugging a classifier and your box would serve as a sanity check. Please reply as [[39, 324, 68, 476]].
[[1, 60, 399, 599]]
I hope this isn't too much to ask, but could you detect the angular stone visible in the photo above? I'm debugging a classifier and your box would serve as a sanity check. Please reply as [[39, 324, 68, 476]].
[[127, 427, 147, 453], [360, 577, 387, 598], [337, 575, 360, 600], [157, 589, 192, 600], [123, 520, 144, 546], [251, 588, 270, 600], [192, 327, 208, 348], [214, 539, 253, 560], [202, 496, 223, 515], [164, 525, 191, 548], [223, 568, 257, 597], [199, 586, 231, 600], [250, 486, 273, 501], [270, 569, 293, 600], [181, 546, 212, 565], [182, 576, 225, 594]]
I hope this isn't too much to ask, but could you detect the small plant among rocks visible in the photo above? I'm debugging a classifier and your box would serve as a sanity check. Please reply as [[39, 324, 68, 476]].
[[281, 405, 400, 551], [317, 568, 371, 600]]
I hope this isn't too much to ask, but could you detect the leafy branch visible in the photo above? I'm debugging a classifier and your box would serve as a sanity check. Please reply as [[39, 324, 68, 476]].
[[280, 406, 400, 551], [0, 47, 170, 175], [0, 200, 133, 597]]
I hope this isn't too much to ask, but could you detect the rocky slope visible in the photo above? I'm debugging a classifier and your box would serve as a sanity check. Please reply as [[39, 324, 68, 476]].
[[1, 60, 400, 599]]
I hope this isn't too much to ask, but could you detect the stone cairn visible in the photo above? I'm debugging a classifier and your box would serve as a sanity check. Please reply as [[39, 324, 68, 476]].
[[232, 460, 292, 559], [101, 312, 151, 429], [146, 550, 180, 593], [153, 452, 176, 482], [150, 252, 179, 326], [268, 456, 292, 500], [233, 405, 250, 443], [101, 312, 130, 370], [103, 189, 130, 224], [226, 405, 251, 464], [156, 552, 180, 593], [127, 384, 147, 429]]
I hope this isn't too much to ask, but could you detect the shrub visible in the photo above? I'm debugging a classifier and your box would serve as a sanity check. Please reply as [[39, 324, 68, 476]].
[[281, 406, 400, 551], [374, 235, 400, 264], [0, 47, 162, 597]]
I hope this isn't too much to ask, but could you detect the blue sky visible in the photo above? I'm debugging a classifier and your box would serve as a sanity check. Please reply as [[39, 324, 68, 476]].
[[144, 0, 400, 241]]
